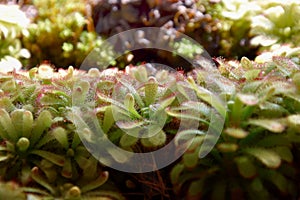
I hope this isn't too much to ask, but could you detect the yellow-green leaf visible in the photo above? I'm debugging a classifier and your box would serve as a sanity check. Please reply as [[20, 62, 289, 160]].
[[235, 156, 256, 178], [224, 128, 248, 139], [248, 119, 285, 133], [244, 148, 281, 168]]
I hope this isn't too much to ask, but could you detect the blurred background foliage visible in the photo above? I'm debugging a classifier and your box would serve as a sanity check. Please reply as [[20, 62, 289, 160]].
[[0, 0, 300, 70]]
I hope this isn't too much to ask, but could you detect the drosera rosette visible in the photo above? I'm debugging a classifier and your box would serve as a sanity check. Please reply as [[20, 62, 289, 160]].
[[170, 56, 300, 200], [69, 64, 188, 159], [0, 65, 125, 199], [68, 59, 230, 199]]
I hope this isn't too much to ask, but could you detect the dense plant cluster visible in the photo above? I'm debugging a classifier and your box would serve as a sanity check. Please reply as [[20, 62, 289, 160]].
[[0, 0, 300, 199], [21, 0, 115, 68], [0, 56, 299, 199], [171, 56, 300, 199], [211, 0, 300, 59], [0, 65, 124, 199]]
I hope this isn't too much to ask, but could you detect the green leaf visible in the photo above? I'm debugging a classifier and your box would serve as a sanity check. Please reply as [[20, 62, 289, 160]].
[[273, 56, 298, 77], [0, 155, 10, 162], [132, 65, 148, 82], [170, 163, 184, 184], [124, 93, 142, 119], [0, 108, 17, 142], [249, 178, 269, 199], [165, 107, 209, 125], [244, 69, 261, 81], [140, 130, 166, 147], [259, 101, 288, 117], [248, 119, 285, 133], [40, 93, 69, 107], [287, 114, 300, 129], [180, 101, 212, 118], [74, 154, 90, 170], [187, 179, 205, 199], [107, 148, 130, 163], [144, 77, 158, 106], [0, 97, 15, 112], [217, 143, 238, 152], [292, 72, 300, 90], [31, 150, 65, 167], [0, 119, 9, 140], [187, 76, 226, 118], [10, 109, 24, 138], [157, 95, 175, 109], [34, 133, 55, 149], [175, 130, 205, 146], [244, 148, 281, 168], [237, 93, 259, 106], [261, 169, 288, 193], [22, 110, 33, 138], [272, 146, 293, 163], [71, 130, 81, 149], [11, 109, 33, 139], [101, 106, 114, 134], [31, 110, 52, 146], [118, 77, 144, 108], [115, 120, 145, 130], [61, 157, 72, 178], [52, 127, 69, 149], [119, 134, 138, 148], [80, 171, 109, 193], [224, 128, 248, 139], [1, 79, 16, 91], [183, 151, 198, 169], [256, 135, 290, 147], [241, 57, 253, 69], [235, 156, 257, 178], [72, 80, 90, 106], [31, 167, 57, 195]]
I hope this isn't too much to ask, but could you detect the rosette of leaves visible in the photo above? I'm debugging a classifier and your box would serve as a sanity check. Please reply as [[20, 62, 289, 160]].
[[170, 57, 300, 200], [250, 0, 300, 53], [68, 63, 229, 199], [76, 65, 182, 154], [0, 4, 31, 72], [22, 0, 115, 68], [0, 66, 124, 199]]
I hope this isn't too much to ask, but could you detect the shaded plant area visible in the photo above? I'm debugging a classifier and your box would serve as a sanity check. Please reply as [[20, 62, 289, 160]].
[[0, 0, 300, 70]]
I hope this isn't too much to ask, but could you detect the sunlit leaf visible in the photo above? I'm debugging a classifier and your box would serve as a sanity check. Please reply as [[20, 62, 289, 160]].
[[224, 128, 248, 139], [237, 93, 259, 106], [244, 148, 281, 168], [248, 119, 285, 133]]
